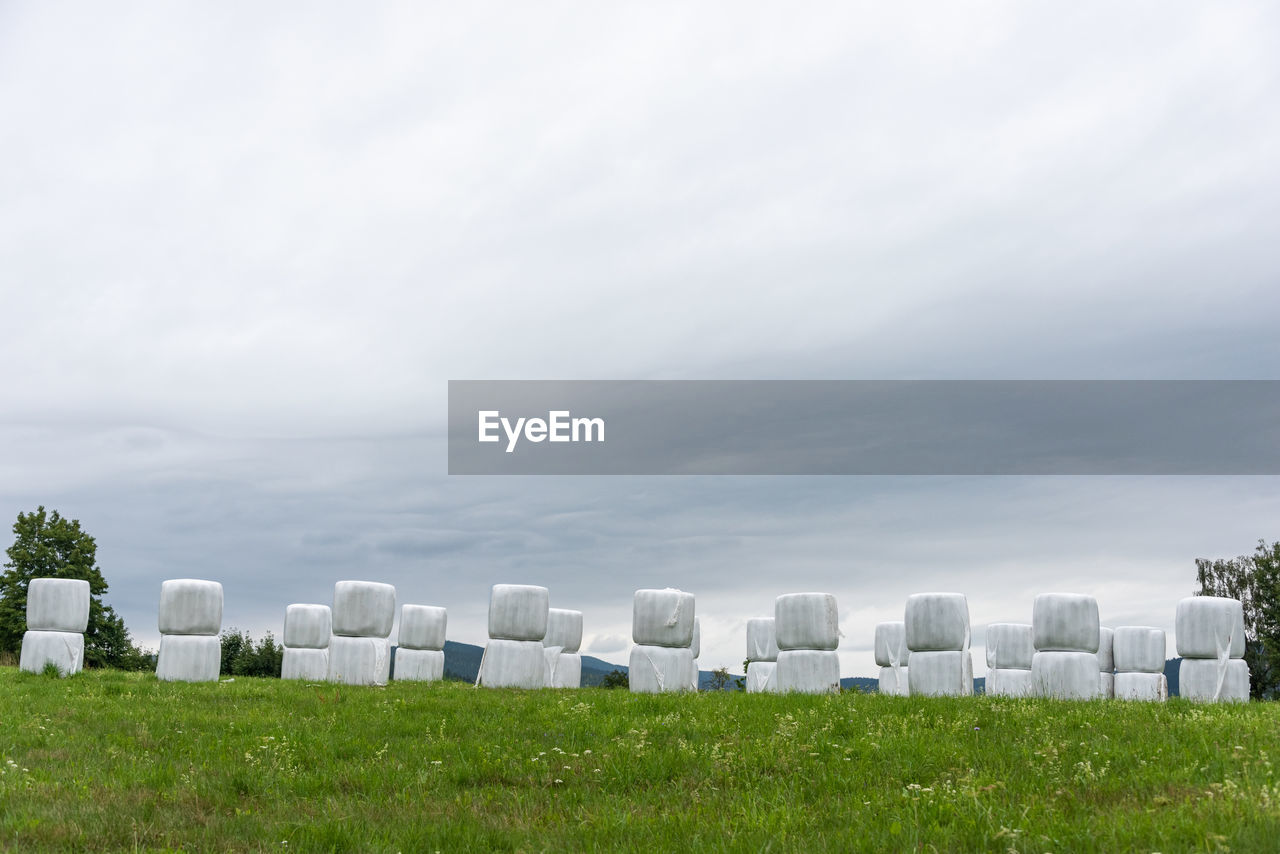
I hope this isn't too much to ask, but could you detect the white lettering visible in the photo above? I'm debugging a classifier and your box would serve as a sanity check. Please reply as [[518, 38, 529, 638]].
[[572, 416, 605, 443], [502, 416, 526, 453], [478, 411, 500, 443], [549, 410, 571, 442], [481, 410, 605, 453]]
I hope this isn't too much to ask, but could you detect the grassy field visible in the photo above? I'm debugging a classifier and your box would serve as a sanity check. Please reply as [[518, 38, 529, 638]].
[[1, 667, 1277, 852]]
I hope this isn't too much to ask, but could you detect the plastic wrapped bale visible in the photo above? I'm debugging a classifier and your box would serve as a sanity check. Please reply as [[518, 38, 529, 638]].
[[26, 578, 91, 633], [632, 588, 695, 648], [746, 617, 779, 662], [283, 604, 332, 650], [1031, 651, 1100, 699], [332, 581, 396, 638], [987, 667, 1035, 697], [1097, 627, 1115, 674], [281, 647, 328, 680], [398, 604, 447, 651], [905, 593, 970, 652], [775, 649, 841, 694], [1179, 657, 1250, 702], [543, 608, 582, 653], [908, 650, 973, 696], [985, 623, 1034, 670], [1100, 671, 1114, 699], [547, 652, 582, 688], [158, 579, 223, 635], [156, 634, 220, 682], [327, 634, 392, 685], [689, 618, 702, 691], [487, 584, 550, 642], [1175, 596, 1246, 659], [874, 621, 908, 668], [775, 593, 840, 651], [746, 661, 777, 693], [878, 665, 909, 696], [628, 644, 694, 693], [478, 638, 545, 688], [1114, 671, 1167, 702], [393, 648, 445, 682], [1032, 593, 1100, 653], [19, 630, 85, 676], [1113, 627, 1166, 673]]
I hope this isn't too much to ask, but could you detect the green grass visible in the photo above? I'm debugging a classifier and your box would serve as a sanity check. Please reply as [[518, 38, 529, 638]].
[[1, 667, 1277, 852]]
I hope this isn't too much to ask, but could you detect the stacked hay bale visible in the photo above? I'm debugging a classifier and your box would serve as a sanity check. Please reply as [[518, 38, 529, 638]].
[[19, 578, 90, 676], [874, 621, 909, 696], [281, 604, 331, 680], [745, 617, 778, 693], [689, 617, 702, 691], [156, 579, 223, 682], [629, 588, 695, 693], [1031, 593, 1100, 700], [775, 593, 841, 694], [1176, 596, 1249, 702], [394, 604, 447, 682], [905, 593, 972, 696], [542, 607, 583, 688], [479, 584, 549, 688], [327, 580, 395, 685], [985, 623, 1034, 697], [1098, 627, 1115, 698], [1113, 626, 1167, 701]]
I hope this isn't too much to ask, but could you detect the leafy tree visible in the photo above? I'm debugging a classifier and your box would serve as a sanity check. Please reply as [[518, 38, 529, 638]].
[[709, 666, 731, 691], [220, 628, 283, 678], [0, 506, 147, 669], [1196, 538, 1280, 699], [600, 669, 629, 689]]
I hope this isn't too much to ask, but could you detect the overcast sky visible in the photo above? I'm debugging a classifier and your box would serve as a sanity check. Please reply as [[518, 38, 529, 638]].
[[2, 3, 1278, 676]]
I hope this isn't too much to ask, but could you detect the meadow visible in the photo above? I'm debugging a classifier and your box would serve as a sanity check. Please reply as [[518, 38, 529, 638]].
[[1, 667, 1277, 852]]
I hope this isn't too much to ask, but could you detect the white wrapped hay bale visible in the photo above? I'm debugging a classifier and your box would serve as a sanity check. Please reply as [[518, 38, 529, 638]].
[[488, 584, 550, 642], [1100, 671, 1114, 699], [543, 608, 582, 653], [775, 592, 839, 651], [479, 638, 545, 688], [1031, 651, 1100, 700], [632, 588, 695, 648], [1097, 627, 1115, 673], [985, 623, 1034, 670], [547, 652, 582, 688], [746, 617, 779, 662], [874, 621, 908, 668], [746, 661, 777, 693], [156, 633, 220, 682], [398, 604, 447, 651], [283, 604, 332, 650], [26, 578, 91, 633], [1032, 593, 1099, 653], [987, 667, 1035, 698], [332, 580, 396, 638], [158, 579, 223, 636], [775, 648, 841, 694], [908, 650, 973, 696], [1114, 671, 1167, 702], [1113, 627, 1166, 673], [327, 634, 392, 685], [1175, 596, 1246, 659], [905, 593, 970, 652], [281, 647, 328, 680], [393, 647, 445, 682], [689, 618, 702, 691], [1179, 657, 1250, 703], [19, 630, 85, 676], [878, 665, 909, 696], [628, 644, 694, 693]]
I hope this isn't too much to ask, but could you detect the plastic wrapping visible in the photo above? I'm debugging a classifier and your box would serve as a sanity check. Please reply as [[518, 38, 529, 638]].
[[1032, 593, 1099, 653], [690, 617, 701, 659], [327, 634, 392, 685], [281, 647, 328, 680], [746, 617, 779, 662], [905, 593, 970, 652], [1100, 671, 1114, 699], [478, 638, 545, 688], [985, 623, 1034, 670], [1175, 597, 1246, 659], [19, 630, 84, 676], [775, 592, 840, 651], [398, 604, 447, 650], [26, 578, 90, 633], [332, 581, 396, 638], [158, 579, 223, 636], [628, 644, 694, 693], [775, 648, 841, 694], [156, 633, 220, 682], [987, 667, 1034, 698], [1112, 626, 1166, 673], [878, 665, 909, 696], [874, 621, 908, 668], [393, 648, 445, 682], [907, 650, 973, 697], [489, 584, 550, 642], [1031, 650, 1100, 700], [543, 608, 582, 653], [1097, 627, 1114, 673], [632, 588, 695, 648], [548, 652, 582, 689], [746, 661, 777, 693], [1179, 657, 1250, 703], [1114, 671, 1167, 702], [283, 604, 331, 649]]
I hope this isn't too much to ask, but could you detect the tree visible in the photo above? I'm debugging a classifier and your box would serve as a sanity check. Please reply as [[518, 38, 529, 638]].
[[601, 669, 629, 689], [0, 506, 148, 669], [220, 628, 283, 677], [1195, 538, 1280, 699], [709, 666, 731, 691]]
